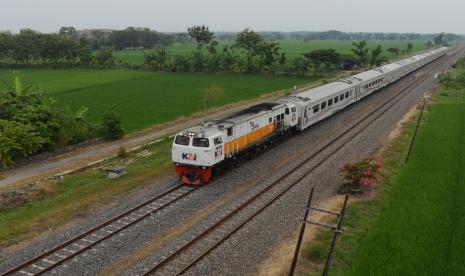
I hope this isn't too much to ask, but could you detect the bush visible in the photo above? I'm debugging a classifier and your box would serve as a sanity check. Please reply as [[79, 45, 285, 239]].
[[118, 146, 129, 158], [101, 110, 124, 140], [95, 48, 115, 66]]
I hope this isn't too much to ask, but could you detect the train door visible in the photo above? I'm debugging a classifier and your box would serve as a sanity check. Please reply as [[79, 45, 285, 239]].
[[355, 85, 361, 101]]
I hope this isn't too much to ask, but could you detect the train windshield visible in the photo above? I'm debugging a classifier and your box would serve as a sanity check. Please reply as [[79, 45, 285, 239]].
[[175, 135, 190, 146], [193, 138, 209, 147]]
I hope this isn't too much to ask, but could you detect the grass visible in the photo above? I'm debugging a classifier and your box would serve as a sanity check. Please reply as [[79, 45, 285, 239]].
[[0, 69, 315, 132], [0, 139, 173, 246], [302, 67, 465, 275], [113, 39, 428, 64]]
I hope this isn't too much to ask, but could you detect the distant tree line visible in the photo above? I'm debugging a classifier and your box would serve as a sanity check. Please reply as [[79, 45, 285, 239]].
[[0, 29, 92, 65], [0, 26, 455, 76]]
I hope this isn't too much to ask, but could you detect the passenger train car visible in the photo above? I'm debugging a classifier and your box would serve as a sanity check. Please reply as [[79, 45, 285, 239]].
[[172, 47, 448, 184]]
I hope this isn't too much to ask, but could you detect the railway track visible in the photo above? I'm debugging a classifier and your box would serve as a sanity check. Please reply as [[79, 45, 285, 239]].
[[1, 185, 197, 276], [141, 46, 464, 275], [3, 46, 463, 276]]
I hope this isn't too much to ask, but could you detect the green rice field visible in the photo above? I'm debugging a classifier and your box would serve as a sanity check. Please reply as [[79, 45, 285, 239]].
[[346, 84, 465, 274], [114, 39, 428, 64], [0, 69, 315, 132]]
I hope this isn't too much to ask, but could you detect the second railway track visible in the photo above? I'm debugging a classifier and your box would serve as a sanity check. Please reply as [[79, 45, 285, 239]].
[[1, 185, 197, 276]]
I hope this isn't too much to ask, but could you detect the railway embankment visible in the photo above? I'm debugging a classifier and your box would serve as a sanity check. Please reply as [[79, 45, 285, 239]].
[[299, 59, 465, 275]]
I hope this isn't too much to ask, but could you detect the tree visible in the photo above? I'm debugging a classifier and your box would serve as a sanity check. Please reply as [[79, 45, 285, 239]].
[[144, 48, 168, 70], [234, 29, 281, 73], [203, 85, 224, 114], [0, 119, 48, 168], [434, 33, 445, 46], [279, 53, 287, 66], [425, 40, 434, 49], [59, 27, 77, 37], [370, 45, 385, 67], [351, 40, 369, 67], [406, 42, 414, 53], [187, 25, 215, 71], [293, 56, 309, 76], [234, 29, 265, 72], [387, 47, 400, 58], [101, 110, 124, 140], [303, 49, 340, 75], [95, 47, 115, 66]]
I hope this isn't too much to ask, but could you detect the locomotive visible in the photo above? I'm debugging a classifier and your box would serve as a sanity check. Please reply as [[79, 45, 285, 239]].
[[172, 47, 448, 184]]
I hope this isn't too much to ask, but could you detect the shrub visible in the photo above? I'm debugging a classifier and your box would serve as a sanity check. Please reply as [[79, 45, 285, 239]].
[[340, 158, 383, 193], [118, 146, 129, 158], [101, 110, 124, 140]]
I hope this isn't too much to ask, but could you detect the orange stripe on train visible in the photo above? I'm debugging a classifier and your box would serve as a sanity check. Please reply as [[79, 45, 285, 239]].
[[224, 123, 275, 156]]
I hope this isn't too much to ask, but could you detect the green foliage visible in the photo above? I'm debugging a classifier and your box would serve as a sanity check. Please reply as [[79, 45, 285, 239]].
[[109, 27, 174, 50], [351, 40, 369, 67], [234, 29, 281, 73], [95, 47, 115, 66], [303, 49, 340, 74], [387, 47, 400, 57], [0, 29, 91, 65], [370, 45, 386, 67], [0, 120, 48, 167], [101, 110, 124, 140], [144, 48, 168, 70], [0, 72, 91, 167]]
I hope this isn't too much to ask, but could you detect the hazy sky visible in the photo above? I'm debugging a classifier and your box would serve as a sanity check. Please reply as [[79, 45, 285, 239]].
[[1, 0, 463, 34]]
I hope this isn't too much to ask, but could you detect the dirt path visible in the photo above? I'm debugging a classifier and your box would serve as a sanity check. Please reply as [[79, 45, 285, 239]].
[[0, 80, 327, 189]]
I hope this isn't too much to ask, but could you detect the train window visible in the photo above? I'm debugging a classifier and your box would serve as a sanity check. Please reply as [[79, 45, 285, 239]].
[[175, 135, 190, 146], [280, 113, 284, 120], [321, 102, 327, 109], [340, 94, 344, 101], [269, 117, 272, 123], [193, 138, 209, 147], [285, 108, 290, 115], [345, 92, 350, 97], [291, 107, 296, 112], [328, 99, 333, 106], [227, 127, 233, 136], [313, 105, 320, 113], [214, 137, 222, 145], [350, 90, 353, 96], [334, 96, 339, 103]]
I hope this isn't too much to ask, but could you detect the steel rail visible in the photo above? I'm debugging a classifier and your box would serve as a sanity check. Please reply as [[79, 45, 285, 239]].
[[2, 184, 197, 276]]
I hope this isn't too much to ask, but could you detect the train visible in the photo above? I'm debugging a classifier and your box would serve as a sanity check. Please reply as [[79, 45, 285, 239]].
[[172, 47, 448, 184]]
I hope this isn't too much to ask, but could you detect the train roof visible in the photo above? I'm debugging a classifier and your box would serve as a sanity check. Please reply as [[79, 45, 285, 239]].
[[376, 63, 402, 73], [217, 102, 283, 124], [181, 101, 285, 136], [294, 79, 357, 103], [352, 69, 384, 82]]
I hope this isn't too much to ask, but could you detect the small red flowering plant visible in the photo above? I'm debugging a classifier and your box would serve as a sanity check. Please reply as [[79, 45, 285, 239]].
[[340, 158, 383, 193]]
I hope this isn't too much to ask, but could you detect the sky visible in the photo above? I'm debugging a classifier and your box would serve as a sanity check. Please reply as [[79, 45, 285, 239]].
[[1, 0, 463, 34]]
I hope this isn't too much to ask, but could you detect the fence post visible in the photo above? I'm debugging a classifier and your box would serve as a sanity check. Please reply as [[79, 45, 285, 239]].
[[405, 98, 426, 163], [322, 194, 349, 276], [288, 187, 314, 276]]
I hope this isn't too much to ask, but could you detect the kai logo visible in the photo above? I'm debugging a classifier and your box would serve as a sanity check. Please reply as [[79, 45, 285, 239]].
[[249, 121, 260, 130], [182, 153, 197, 161]]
